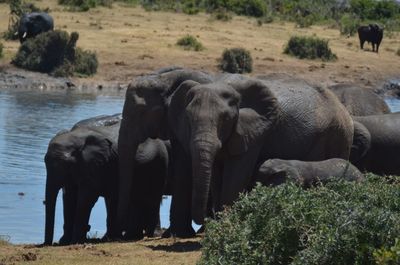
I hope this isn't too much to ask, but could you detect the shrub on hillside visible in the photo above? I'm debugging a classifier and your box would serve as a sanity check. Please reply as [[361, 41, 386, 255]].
[[176, 34, 204, 51], [200, 175, 400, 265], [284, 36, 337, 61], [58, 0, 112, 11], [339, 13, 361, 36], [219, 48, 252, 73], [12, 30, 98, 77], [204, 0, 267, 17]]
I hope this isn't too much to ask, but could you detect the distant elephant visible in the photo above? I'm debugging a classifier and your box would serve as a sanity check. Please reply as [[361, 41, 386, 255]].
[[351, 113, 400, 175], [329, 83, 390, 116], [44, 114, 169, 245], [18, 12, 54, 43], [254, 158, 364, 188], [116, 68, 214, 238], [357, 23, 383, 53], [167, 75, 353, 229]]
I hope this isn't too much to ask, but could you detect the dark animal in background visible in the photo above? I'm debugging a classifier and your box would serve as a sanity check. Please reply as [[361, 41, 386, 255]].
[[254, 158, 364, 188], [18, 12, 54, 43], [357, 23, 383, 53]]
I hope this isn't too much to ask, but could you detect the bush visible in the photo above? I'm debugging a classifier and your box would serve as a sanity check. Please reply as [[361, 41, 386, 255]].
[[211, 7, 233, 21], [200, 175, 400, 265], [219, 47, 252, 73], [397, 48, 400, 56], [204, 0, 267, 17], [176, 34, 204, 51], [58, 0, 112, 11], [374, 238, 400, 265], [339, 13, 361, 36], [12, 30, 98, 77], [284, 36, 337, 61], [0, 42, 3, 58]]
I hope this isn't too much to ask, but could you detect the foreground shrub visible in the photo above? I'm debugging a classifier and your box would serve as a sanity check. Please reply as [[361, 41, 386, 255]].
[[12, 30, 97, 77], [284, 36, 337, 61], [219, 47, 252, 73], [200, 175, 400, 265], [176, 34, 204, 51]]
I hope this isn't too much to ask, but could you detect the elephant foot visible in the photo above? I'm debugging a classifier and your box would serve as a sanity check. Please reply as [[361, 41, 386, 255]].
[[161, 226, 196, 238], [58, 235, 72, 246], [123, 231, 144, 241]]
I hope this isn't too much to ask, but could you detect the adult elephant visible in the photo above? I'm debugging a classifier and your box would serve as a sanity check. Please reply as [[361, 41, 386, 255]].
[[167, 75, 354, 228], [351, 113, 400, 175], [357, 23, 383, 53], [18, 12, 54, 43], [328, 83, 390, 116], [117, 68, 214, 237]]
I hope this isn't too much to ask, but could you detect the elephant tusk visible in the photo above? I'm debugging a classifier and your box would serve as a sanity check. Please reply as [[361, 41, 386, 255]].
[[22, 32, 27, 38], [14, 31, 18, 36]]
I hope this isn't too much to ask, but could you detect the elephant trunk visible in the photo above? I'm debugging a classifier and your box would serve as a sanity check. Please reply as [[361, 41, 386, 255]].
[[191, 136, 220, 225], [44, 177, 59, 245], [116, 119, 139, 233]]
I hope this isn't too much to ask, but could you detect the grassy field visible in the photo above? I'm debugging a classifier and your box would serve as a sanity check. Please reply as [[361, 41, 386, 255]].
[[1, 0, 400, 87], [0, 237, 202, 265]]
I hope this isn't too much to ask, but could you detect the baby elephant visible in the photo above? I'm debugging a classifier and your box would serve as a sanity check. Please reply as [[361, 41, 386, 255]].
[[254, 158, 364, 188]]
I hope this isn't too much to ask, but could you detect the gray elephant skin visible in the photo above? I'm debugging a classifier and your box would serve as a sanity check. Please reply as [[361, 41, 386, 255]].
[[254, 158, 364, 188], [357, 23, 383, 53], [117, 68, 354, 237], [329, 83, 390, 116], [351, 113, 400, 175], [44, 114, 168, 245], [18, 12, 54, 43]]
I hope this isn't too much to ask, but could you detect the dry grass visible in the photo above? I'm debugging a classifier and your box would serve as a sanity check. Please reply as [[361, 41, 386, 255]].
[[0, 237, 201, 265], [0, 0, 400, 87]]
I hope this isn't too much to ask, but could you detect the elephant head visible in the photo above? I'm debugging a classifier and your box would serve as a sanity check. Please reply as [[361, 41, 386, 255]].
[[168, 78, 278, 224], [117, 68, 213, 230], [18, 12, 54, 43], [44, 128, 117, 245]]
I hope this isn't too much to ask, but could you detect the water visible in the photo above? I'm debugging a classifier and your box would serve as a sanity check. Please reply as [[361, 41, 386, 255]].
[[0, 88, 398, 244], [0, 88, 173, 244]]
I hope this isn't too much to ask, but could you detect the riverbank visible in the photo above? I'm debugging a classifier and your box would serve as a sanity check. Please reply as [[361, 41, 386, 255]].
[[1, 1, 400, 90], [0, 237, 201, 265]]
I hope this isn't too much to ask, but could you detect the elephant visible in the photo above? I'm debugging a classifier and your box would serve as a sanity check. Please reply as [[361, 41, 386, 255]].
[[253, 158, 364, 188], [116, 67, 214, 238], [18, 12, 54, 43], [357, 23, 383, 53], [167, 75, 353, 230], [351, 113, 400, 175], [328, 83, 390, 116], [44, 114, 169, 245]]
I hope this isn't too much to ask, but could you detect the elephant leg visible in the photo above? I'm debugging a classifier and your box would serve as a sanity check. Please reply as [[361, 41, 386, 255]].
[[360, 39, 364, 49], [124, 196, 145, 240], [164, 141, 195, 238], [103, 194, 118, 241], [220, 146, 262, 207], [71, 187, 98, 244], [59, 185, 78, 245]]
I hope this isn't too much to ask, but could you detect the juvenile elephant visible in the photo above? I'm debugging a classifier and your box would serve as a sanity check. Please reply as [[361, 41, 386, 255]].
[[18, 12, 54, 43], [254, 158, 364, 188], [357, 23, 383, 53], [328, 83, 390, 116], [351, 113, 400, 175], [44, 114, 168, 245], [168, 75, 353, 229]]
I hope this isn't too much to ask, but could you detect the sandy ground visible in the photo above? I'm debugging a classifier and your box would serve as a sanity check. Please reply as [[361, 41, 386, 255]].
[[1, 0, 399, 90]]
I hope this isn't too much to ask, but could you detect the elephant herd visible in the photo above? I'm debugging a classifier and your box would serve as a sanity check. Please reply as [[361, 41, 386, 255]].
[[43, 67, 398, 245]]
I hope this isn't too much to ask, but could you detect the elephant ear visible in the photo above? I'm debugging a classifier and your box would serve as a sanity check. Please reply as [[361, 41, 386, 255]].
[[80, 134, 117, 168], [168, 80, 200, 141], [227, 79, 279, 155]]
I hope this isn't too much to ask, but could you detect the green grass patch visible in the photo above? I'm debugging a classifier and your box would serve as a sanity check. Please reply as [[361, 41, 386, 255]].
[[219, 47, 252, 73], [176, 34, 204, 51], [200, 175, 400, 265], [284, 36, 337, 61], [12, 30, 98, 77]]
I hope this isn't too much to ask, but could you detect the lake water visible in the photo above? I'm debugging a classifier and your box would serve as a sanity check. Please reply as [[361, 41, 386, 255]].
[[0, 88, 399, 244]]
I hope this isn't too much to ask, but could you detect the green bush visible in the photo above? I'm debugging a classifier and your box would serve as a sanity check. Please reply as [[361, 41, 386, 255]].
[[58, 0, 112, 11], [12, 30, 98, 77], [339, 13, 361, 36], [211, 7, 233, 21], [284, 36, 337, 61], [374, 238, 400, 265], [200, 175, 400, 265], [219, 47, 252, 73], [176, 34, 204, 51], [0, 42, 3, 58], [204, 0, 267, 17]]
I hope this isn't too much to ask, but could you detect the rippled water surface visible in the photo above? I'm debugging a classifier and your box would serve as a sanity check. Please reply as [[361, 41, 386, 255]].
[[0, 88, 399, 244], [0, 88, 174, 244]]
